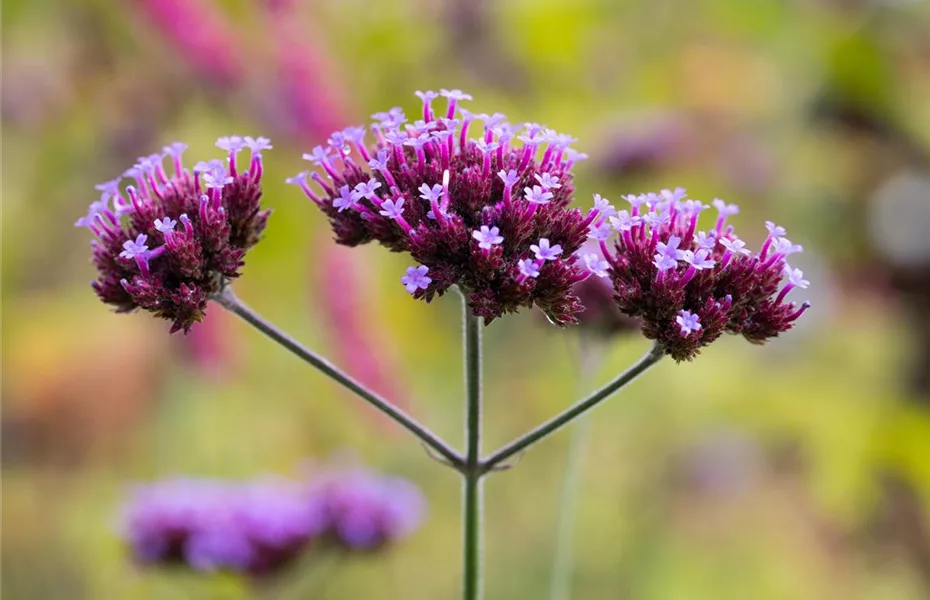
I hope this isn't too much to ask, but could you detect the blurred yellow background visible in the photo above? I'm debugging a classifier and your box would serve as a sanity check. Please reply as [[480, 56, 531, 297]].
[[3, 0, 930, 598]]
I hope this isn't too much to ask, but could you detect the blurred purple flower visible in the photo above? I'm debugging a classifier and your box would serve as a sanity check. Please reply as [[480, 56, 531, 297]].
[[180, 310, 237, 377], [596, 114, 691, 176], [308, 468, 426, 551], [121, 467, 425, 574]]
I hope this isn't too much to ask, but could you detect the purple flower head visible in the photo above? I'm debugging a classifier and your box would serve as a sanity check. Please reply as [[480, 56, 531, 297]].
[[720, 237, 750, 256], [642, 210, 670, 229], [215, 135, 245, 154], [588, 223, 613, 242], [120, 234, 150, 260], [592, 194, 617, 219], [333, 185, 358, 212], [401, 265, 431, 294], [285, 171, 309, 187], [418, 183, 444, 204], [95, 178, 123, 197], [162, 143, 188, 159], [712, 198, 739, 217], [121, 478, 305, 575], [414, 90, 439, 103], [79, 138, 271, 333], [498, 169, 519, 188], [683, 249, 716, 270], [783, 266, 809, 289], [372, 107, 406, 124], [694, 231, 716, 250], [368, 149, 391, 172], [653, 253, 678, 272], [353, 179, 382, 201], [202, 165, 234, 189], [75, 195, 111, 228], [583, 253, 610, 278], [309, 468, 426, 551], [295, 91, 589, 325], [154, 217, 177, 234], [676, 310, 702, 336], [243, 136, 273, 155], [518, 258, 541, 279], [342, 126, 366, 145], [379, 198, 405, 219], [656, 235, 686, 261], [531, 238, 562, 261], [524, 185, 554, 205], [602, 187, 811, 361], [765, 221, 786, 238], [303, 146, 332, 166], [772, 237, 803, 256], [623, 193, 648, 209], [535, 172, 562, 189], [440, 88, 472, 101], [610, 210, 641, 232], [120, 464, 423, 576], [472, 225, 504, 250]]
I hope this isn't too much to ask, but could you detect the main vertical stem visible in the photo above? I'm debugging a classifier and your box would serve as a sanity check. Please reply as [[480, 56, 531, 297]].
[[462, 296, 484, 600]]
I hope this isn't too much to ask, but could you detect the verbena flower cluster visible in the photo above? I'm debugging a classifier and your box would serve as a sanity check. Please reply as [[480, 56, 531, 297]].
[[288, 90, 604, 325], [121, 468, 424, 576], [77, 137, 272, 332], [594, 188, 810, 361]]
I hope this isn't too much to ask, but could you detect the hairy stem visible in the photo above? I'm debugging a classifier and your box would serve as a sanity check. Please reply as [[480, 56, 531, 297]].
[[482, 342, 663, 473], [462, 296, 484, 600], [213, 286, 463, 469]]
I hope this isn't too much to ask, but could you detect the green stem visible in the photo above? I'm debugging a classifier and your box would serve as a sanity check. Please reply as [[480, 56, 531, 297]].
[[213, 286, 463, 470], [482, 342, 663, 473], [462, 295, 484, 600], [548, 341, 602, 600]]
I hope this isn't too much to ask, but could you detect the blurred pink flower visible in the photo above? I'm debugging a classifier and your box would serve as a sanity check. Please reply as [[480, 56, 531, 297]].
[[265, 6, 352, 143], [180, 309, 239, 378], [133, 0, 244, 86], [313, 242, 414, 432]]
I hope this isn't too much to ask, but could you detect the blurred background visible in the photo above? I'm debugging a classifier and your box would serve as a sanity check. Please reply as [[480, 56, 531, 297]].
[[3, 0, 930, 598]]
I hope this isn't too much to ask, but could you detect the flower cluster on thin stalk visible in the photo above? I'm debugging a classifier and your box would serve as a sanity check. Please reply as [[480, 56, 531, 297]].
[[76, 136, 272, 332], [121, 467, 425, 576], [288, 90, 611, 325], [588, 189, 810, 361]]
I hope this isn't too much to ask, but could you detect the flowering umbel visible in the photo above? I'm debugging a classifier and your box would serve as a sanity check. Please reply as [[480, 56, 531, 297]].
[[77, 137, 272, 332], [288, 90, 604, 325], [121, 467, 425, 576], [595, 189, 810, 361]]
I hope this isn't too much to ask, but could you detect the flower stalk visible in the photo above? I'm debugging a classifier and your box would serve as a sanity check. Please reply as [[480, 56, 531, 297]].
[[212, 286, 463, 470], [481, 343, 664, 474], [462, 295, 484, 600]]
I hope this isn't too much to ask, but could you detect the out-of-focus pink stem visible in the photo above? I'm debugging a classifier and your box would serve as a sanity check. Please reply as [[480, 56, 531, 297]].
[[266, 6, 352, 144], [133, 0, 244, 87], [181, 309, 237, 378], [314, 243, 415, 433]]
